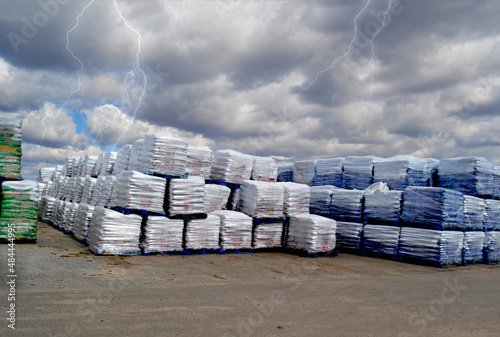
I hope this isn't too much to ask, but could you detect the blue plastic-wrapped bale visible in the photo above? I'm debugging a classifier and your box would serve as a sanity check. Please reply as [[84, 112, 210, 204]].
[[314, 157, 344, 187], [373, 155, 430, 190], [463, 195, 486, 231], [343, 156, 382, 190], [493, 166, 500, 199], [401, 187, 465, 230], [399, 227, 464, 266], [483, 232, 500, 263], [437, 157, 495, 197], [335, 221, 364, 251], [293, 160, 316, 185], [287, 214, 337, 254], [363, 189, 402, 226], [309, 186, 334, 217], [277, 164, 293, 182], [484, 199, 500, 231], [463, 231, 485, 264], [330, 187, 364, 223], [362, 225, 401, 256], [426, 158, 439, 187]]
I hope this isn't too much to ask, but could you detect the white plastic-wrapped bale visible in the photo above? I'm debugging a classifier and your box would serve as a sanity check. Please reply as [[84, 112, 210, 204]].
[[398, 227, 464, 266], [80, 155, 98, 177], [110, 171, 165, 214], [437, 157, 495, 197], [211, 149, 254, 184], [277, 163, 293, 182], [373, 155, 430, 190], [463, 231, 485, 264], [363, 184, 402, 225], [343, 156, 382, 190], [99, 151, 117, 176], [87, 207, 142, 255], [63, 156, 77, 177], [309, 186, 334, 217], [463, 195, 486, 231], [140, 133, 188, 176], [38, 196, 56, 223], [37, 167, 56, 183], [75, 157, 83, 177], [91, 153, 104, 177], [401, 187, 465, 230], [80, 176, 97, 204], [251, 156, 278, 182], [128, 139, 143, 172], [72, 203, 95, 243], [142, 216, 184, 254], [187, 145, 213, 178], [227, 189, 241, 211], [238, 180, 284, 218], [484, 199, 500, 231], [70, 176, 85, 203], [293, 160, 316, 185], [50, 165, 64, 181], [41, 181, 52, 197], [62, 202, 79, 233], [50, 199, 62, 225], [63, 176, 76, 201], [55, 176, 68, 199], [57, 201, 73, 230], [212, 210, 253, 250], [362, 225, 401, 257], [252, 222, 283, 249], [483, 232, 500, 264], [167, 177, 205, 216], [113, 144, 132, 176], [88, 175, 106, 206], [97, 176, 116, 208], [279, 182, 310, 216], [185, 214, 221, 250], [330, 187, 364, 223], [287, 214, 337, 254], [335, 222, 364, 251], [314, 157, 344, 187], [204, 184, 231, 213]]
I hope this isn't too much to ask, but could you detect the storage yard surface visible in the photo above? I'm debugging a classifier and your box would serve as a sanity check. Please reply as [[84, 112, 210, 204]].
[[3, 222, 498, 337]]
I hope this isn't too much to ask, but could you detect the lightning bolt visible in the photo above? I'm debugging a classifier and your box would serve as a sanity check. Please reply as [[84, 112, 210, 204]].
[[163, 0, 191, 60]]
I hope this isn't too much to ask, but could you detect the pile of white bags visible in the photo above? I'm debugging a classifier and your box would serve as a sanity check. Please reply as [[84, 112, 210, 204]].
[[184, 214, 221, 250], [314, 158, 344, 187], [483, 232, 500, 263], [252, 222, 283, 248], [37, 167, 56, 183], [99, 151, 117, 176], [212, 210, 253, 249], [309, 186, 335, 217], [373, 155, 430, 190], [287, 214, 337, 253], [238, 180, 284, 218], [293, 160, 316, 185], [113, 145, 132, 175], [330, 187, 365, 223], [167, 177, 205, 215], [204, 184, 231, 213], [142, 216, 184, 253], [484, 199, 500, 231], [140, 134, 188, 176], [211, 149, 254, 183], [128, 139, 144, 172], [364, 183, 402, 225], [72, 203, 95, 243], [280, 182, 310, 216], [251, 156, 278, 182], [80, 176, 97, 204], [186, 145, 213, 178], [463, 195, 486, 230], [463, 231, 485, 264], [343, 156, 382, 190], [97, 176, 116, 208]]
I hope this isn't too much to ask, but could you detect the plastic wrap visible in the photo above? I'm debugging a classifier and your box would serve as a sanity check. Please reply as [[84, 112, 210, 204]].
[[99, 151, 117, 176], [373, 155, 430, 190], [494, 166, 500, 199], [251, 156, 278, 182], [80, 176, 97, 204], [38, 195, 56, 222], [187, 145, 213, 178], [335, 222, 364, 251], [293, 160, 316, 185], [63, 156, 78, 177], [211, 210, 253, 249], [425, 158, 439, 187], [363, 188, 402, 225], [0, 116, 22, 178], [228, 189, 241, 211], [484, 199, 500, 231], [252, 222, 283, 248], [0, 181, 39, 240], [204, 184, 231, 213], [91, 153, 104, 177], [343, 156, 382, 190], [80, 155, 98, 177], [63, 177, 76, 201], [401, 187, 465, 230], [69, 176, 85, 203], [110, 170, 166, 213], [72, 203, 95, 243], [279, 182, 310, 216], [483, 232, 500, 263], [50, 199, 62, 225], [113, 144, 132, 175], [37, 167, 56, 183], [238, 180, 284, 218], [463, 195, 486, 230], [87, 207, 142, 255], [330, 187, 364, 223], [128, 139, 143, 172], [97, 176, 116, 208], [309, 186, 334, 217], [140, 133, 188, 176], [167, 177, 205, 215], [185, 214, 221, 250], [142, 216, 184, 253], [277, 163, 293, 182], [362, 225, 401, 256], [437, 157, 495, 197], [287, 214, 337, 253], [463, 231, 485, 264], [399, 227, 464, 265], [88, 175, 106, 206], [211, 149, 254, 184], [62, 202, 79, 233], [314, 157, 344, 187]]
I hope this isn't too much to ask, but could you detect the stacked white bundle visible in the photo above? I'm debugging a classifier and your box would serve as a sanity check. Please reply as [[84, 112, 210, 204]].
[[41, 181, 52, 197], [187, 145, 213, 178], [88, 175, 106, 206], [63, 177, 76, 200], [50, 199, 62, 225], [238, 180, 284, 218], [80, 155, 98, 177], [58, 201, 73, 230], [309, 185, 335, 217], [113, 145, 132, 175], [38, 196, 56, 222], [373, 155, 430, 190], [38, 183, 46, 203], [69, 176, 85, 203], [463, 195, 486, 230], [343, 156, 382, 190], [63, 157, 78, 177], [97, 176, 116, 208], [279, 182, 310, 216], [72, 203, 95, 243], [398, 228, 464, 265], [91, 153, 104, 177], [142, 216, 184, 253], [55, 176, 68, 199], [75, 157, 83, 176], [362, 225, 401, 256], [184, 214, 221, 250], [140, 133, 188, 176], [314, 157, 344, 187], [252, 222, 283, 248], [483, 232, 500, 263], [211, 149, 254, 184], [99, 151, 117, 176], [463, 231, 485, 264], [335, 221, 364, 251], [50, 165, 64, 182], [167, 177, 205, 215], [128, 139, 144, 172], [37, 167, 56, 182], [87, 207, 142, 255], [293, 160, 316, 185], [212, 210, 253, 249], [204, 184, 231, 213], [228, 189, 241, 211], [251, 156, 278, 182], [62, 202, 79, 233], [110, 171, 166, 213], [80, 176, 97, 204], [287, 214, 337, 253], [485, 199, 500, 230]]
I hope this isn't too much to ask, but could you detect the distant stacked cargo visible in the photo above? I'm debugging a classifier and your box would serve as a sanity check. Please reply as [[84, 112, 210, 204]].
[[186, 145, 213, 178], [184, 214, 221, 250], [251, 156, 278, 182], [113, 145, 131, 175], [140, 134, 188, 176], [438, 157, 495, 197], [373, 155, 431, 190], [211, 149, 253, 184], [364, 184, 402, 226], [0, 115, 22, 178], [343, 156, 382, 190], [314, 158, 343, 187], [330, 187, 364, 223], [277, 163, 293, 182]]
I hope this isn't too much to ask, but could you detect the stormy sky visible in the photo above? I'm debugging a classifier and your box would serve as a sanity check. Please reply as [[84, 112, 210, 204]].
[[0, 0, 499, 179]]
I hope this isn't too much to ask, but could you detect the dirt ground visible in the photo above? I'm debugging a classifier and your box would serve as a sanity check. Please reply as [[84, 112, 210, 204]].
[[1, 221, 499, 337]]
